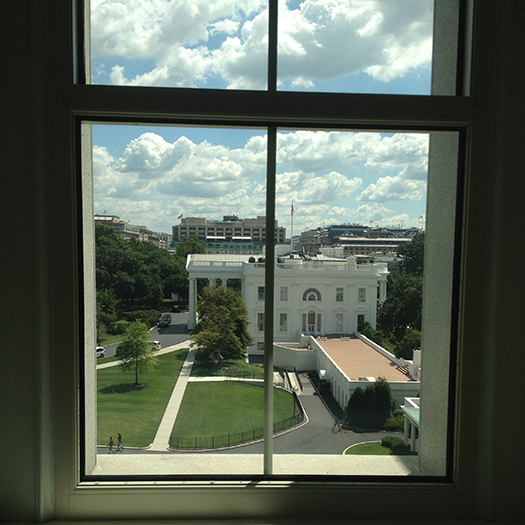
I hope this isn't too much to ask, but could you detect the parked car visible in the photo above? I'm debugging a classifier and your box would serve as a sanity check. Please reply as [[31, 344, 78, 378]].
[[96, 347, 105, 359], [151, 340, 161, 351], [158, 318, 170, 328]]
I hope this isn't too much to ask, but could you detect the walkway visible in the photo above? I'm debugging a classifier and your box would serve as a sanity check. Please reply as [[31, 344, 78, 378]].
[[150, 347, 197, 451]]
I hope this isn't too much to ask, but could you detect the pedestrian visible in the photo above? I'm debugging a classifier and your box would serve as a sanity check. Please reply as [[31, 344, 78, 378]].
[[108, 436, 114, 454], [117, 432, 123, 451]]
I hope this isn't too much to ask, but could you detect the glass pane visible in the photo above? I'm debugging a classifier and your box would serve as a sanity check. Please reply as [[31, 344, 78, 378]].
[[266, 128, 457, 476], [89, 0, 268, 89], [278, 0, 444, 95], [86, 124, 270, 476]]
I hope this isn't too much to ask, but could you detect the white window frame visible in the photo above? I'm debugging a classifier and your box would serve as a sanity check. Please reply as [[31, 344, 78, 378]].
[[25, 0, 524, 522], [336, 287, 344, 302]]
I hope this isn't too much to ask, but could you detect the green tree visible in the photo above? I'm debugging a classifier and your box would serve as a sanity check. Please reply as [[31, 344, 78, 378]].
[[374, 232, 425, 359], [117, 321, 157, 386], [345, 377, 393, 430], [191, 285, 253, 366], [397, 231, 425, 277], [174, 235, 207, 262]]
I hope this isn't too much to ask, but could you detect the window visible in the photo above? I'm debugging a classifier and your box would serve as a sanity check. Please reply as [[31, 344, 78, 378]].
[[336, 288, 344, 302], [357, 314, 365, 333], [9, 1, 525, 523], [79, 0, 464, 502], [279, 313, 287, 332], [257, 312, 265, 332], [280, 286, 288, 302], [335, 313, 343, 333], [303, 288, 321, 302], [358, 288, 366, 302]]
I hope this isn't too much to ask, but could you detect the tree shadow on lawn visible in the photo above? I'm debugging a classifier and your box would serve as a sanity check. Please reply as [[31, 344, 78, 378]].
[[99, 383, 146, 394]]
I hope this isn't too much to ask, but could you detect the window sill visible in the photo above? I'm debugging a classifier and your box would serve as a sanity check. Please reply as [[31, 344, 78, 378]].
[[90, 453, 420, 477]]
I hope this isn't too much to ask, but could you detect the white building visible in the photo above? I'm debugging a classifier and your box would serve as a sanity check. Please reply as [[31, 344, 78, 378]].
[[186, 253, 388, 362]]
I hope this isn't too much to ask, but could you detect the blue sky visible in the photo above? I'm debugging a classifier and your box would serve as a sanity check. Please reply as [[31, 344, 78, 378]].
[[90, 0, 433, 236]]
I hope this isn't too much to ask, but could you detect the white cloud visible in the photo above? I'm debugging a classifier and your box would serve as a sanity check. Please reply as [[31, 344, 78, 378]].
[[93, 128, 428, 233], [91, 0, 433, 89]]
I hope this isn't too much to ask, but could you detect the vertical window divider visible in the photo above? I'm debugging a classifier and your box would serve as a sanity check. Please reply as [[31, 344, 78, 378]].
[[263, 0, 278, 476], [264, 126, 277, 475], [268, 0, 278, 92]]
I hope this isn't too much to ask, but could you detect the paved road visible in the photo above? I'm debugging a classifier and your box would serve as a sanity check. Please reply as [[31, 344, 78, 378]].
[[100, 311, 190, 358]]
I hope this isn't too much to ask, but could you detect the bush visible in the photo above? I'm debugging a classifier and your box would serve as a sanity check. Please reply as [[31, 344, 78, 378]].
[[125, 309, 160, 328], [383, 414, 405, 432], [381, 436, 404, 450], [109, 320, 130, 335], [381, 435, 411, 455]]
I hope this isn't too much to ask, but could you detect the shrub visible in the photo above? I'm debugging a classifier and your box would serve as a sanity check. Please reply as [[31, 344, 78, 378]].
[[110, 320, 130, 335], [125, 309, 160, 328], [381, 436, 404, 450], [383, 414, 405, 432], [381, 436, 411, 455]]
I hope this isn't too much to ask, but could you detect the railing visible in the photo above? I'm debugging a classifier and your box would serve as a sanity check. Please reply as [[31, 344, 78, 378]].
[[169, 412, 303, 450]]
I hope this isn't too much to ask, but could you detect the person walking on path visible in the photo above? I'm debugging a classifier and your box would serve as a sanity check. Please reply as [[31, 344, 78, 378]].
[[116, 432, 123, 452], [108, 436, 114, 454]]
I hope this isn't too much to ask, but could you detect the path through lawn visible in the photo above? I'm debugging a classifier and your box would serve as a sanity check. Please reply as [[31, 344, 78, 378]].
[[97, 349, 188, 447]]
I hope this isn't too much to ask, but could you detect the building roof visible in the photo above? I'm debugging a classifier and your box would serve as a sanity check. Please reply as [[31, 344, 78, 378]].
[[315, 335, 412, 382]]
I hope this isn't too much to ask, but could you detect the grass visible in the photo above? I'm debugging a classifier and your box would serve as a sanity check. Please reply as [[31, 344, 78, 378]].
[[171, 382, 294, 438], [97, 349, 188, 447], [190, 354, 264, 379], [345, 442, 391, 455]]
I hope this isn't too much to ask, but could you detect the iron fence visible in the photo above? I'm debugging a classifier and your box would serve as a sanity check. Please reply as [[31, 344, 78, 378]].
[[169, 411, 303, 450]]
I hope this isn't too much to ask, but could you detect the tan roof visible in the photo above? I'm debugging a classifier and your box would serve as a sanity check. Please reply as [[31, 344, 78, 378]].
[[316, 335, 412, 382]]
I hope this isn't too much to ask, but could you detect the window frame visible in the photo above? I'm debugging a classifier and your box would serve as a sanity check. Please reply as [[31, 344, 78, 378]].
[[47, 0, 511, 519]]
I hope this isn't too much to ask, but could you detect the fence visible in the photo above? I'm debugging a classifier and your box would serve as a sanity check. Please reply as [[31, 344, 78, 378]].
[[169, 394, 304, 450]]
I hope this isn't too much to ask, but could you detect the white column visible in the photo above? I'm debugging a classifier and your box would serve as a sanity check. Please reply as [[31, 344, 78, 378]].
[[410, 423, 416, 451], [221, 278, 227, 287], [404, 415, 410, 444], [188, 277, 196, 330], [208, 278, 215, 287]]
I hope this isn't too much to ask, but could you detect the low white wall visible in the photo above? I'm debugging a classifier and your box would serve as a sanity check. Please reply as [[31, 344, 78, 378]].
[[273, 343, 317, 371]]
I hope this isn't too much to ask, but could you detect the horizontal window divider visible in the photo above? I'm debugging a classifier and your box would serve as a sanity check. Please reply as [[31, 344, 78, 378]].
[[67, 85, 478, 128]]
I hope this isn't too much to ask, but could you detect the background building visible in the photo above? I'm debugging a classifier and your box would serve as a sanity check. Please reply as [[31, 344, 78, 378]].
[[172, 216, 286, 251]]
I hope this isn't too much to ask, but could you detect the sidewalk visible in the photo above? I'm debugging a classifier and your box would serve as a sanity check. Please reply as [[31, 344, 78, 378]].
[[96, 339, 190, 370], [149, 347, 197, 451]]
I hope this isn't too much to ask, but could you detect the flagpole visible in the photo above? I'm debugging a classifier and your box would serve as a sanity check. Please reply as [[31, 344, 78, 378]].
[[290, 202, 294, 255]]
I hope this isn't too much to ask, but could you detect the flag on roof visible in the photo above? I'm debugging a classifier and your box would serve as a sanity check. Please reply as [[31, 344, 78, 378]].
[[178, 213, 183, 219], [291, 203, 295, 216]]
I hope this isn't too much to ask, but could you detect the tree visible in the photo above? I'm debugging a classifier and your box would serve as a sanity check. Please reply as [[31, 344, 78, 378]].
[[345, 377, 393, 430], [174, 235, 207, 262], [373, 232, 425, 359], [117, 321, 157, 386], [397, 231, 425, 277], [190, 285, 252, 366]]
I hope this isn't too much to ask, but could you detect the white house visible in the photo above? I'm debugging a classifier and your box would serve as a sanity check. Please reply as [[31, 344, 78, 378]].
[[186, 253, 389, 362]]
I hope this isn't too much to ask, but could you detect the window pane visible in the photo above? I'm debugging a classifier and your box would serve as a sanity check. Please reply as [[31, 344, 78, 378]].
[[87, 123, 269, 476], [270, 128, 457, 476], [277, 0, 455, 95], [90, 0, 269, 89]]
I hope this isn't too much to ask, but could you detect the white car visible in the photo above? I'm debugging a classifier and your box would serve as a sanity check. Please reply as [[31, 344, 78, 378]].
[[151, 341, 161, 351], [96, 346, 106, 358]]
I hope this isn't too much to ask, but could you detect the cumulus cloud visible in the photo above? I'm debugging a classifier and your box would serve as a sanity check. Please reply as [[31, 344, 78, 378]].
[[93, 127, 428, 233], [91, 0, 433, 90]]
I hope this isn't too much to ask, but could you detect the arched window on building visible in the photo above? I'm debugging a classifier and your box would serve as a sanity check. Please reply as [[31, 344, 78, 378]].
[[303, 288, 321, 301]]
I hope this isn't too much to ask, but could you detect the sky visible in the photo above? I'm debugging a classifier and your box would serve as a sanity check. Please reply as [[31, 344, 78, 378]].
[[90, 0, 434, 236]]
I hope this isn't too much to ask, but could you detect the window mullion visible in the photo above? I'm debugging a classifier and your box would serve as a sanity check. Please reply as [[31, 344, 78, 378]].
[[263, 126, 277, 475], [268, 0, 278, 92]]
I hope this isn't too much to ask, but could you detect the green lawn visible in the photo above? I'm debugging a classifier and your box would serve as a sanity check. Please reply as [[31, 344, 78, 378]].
[[345, 442, 391, 455], [190, 354, 264, 379], [97, 349, 188, 447], [172, 382, 294, 439]]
